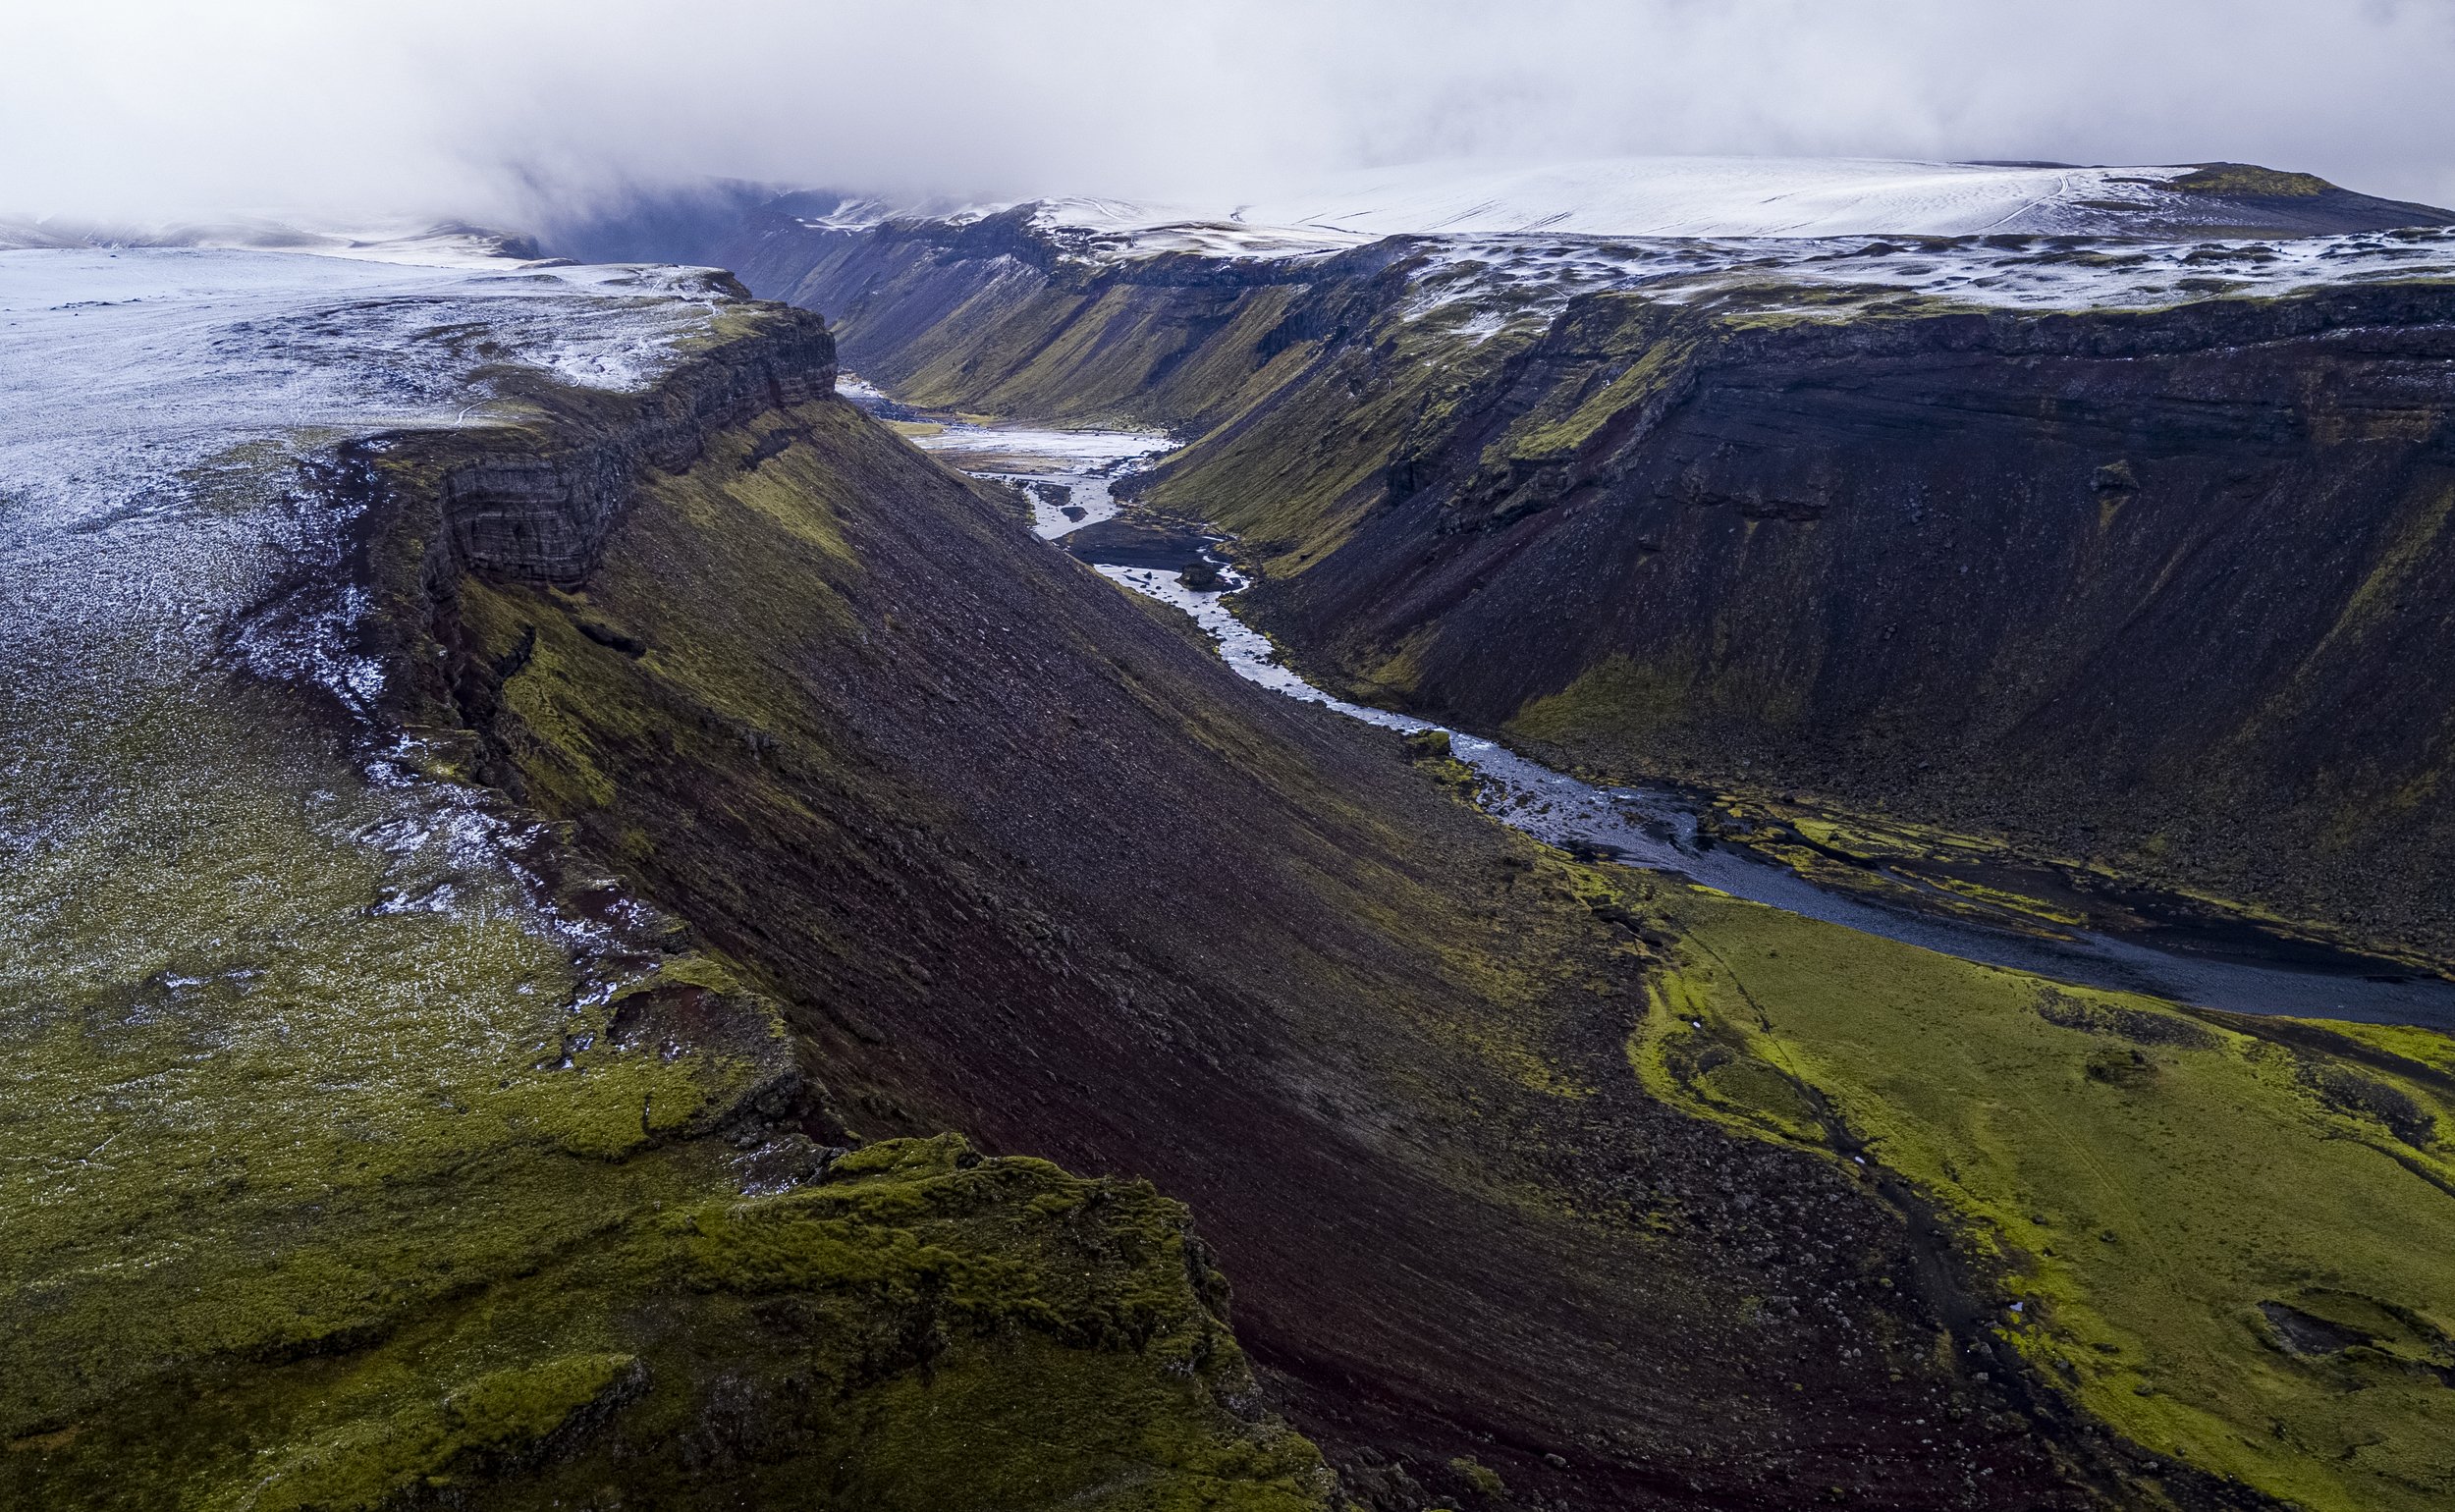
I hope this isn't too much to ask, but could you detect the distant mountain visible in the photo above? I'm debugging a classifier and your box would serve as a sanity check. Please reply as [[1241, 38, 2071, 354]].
[[643, 155, 2454, 269]]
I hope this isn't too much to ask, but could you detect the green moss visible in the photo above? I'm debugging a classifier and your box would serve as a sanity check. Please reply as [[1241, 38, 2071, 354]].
[[1507, 654, 1693, 750], [224, 1353, 641, 1512], [885, 280, 1316, 436], [2296, 483, 2454, 661], [1447, 1454, 1506, 1496], [1487, 301, 1700, 464], [1631, 889, 2455, 1512], [1143, 314, 1545, 582], [1504, 650, 1807, 763]]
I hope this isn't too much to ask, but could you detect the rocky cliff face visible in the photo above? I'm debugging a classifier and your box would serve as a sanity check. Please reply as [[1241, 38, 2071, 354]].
[[704, 206, 2455, 964], [427, 301, 837, 583]]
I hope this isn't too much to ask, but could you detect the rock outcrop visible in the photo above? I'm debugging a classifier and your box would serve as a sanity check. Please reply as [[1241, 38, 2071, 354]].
[[430, 302, 837, 582]]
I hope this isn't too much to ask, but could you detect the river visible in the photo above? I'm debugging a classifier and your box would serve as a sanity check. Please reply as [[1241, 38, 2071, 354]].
[[890, 400, 2455, 1032]]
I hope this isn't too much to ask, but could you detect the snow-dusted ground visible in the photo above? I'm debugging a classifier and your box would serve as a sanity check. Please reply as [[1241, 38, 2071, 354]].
[[0, 246, 735, 735], [0, 216, 564, 267], [1392, 224, 2455, 337], [812, 156, 2210, 245], [797, 155, 2455, 330], [1031, 157, 2197, 243], [0, 245, 738, 1046]]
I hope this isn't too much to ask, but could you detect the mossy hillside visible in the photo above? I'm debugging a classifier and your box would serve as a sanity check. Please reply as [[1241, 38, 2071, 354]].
[[9, 1127, 1331, 1511], [1127, 293, 1732, 708], [2171, 164, 2334, 198], [1137, 302, 1553, 594], [786, 230, 1493, 587], [442, 399, 1628, 1177], [766, 223, 1662, 600], [2, 371, 1337, 1504], [1310, 290, 2455, 965], [1468, 296, 1705, 467], [898, 281, 1313, 431], [847, 265, 1326, 438], [1628, 883, 2455, 1512], [448, 401, 2158, 1508]]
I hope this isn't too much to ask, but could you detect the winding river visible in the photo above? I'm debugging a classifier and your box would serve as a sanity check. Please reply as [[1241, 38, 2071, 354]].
[[892, 402, 2455, 1032]]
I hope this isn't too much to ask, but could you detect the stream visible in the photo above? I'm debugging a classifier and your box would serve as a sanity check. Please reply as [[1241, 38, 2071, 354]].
[[884, 395, 2455, 1032]]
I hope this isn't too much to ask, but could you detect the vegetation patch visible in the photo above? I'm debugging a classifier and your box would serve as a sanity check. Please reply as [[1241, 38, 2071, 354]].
[[1632, 888, 2455, 1512]]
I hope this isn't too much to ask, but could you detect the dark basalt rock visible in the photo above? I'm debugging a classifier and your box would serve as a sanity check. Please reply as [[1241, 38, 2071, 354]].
[[430, 305, 837, 584], [2258, 1300, 2370, 1357]]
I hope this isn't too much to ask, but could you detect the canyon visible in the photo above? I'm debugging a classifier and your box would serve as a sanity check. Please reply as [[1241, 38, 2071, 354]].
[[7, 153, 2455, 1512], [654, 170, 2455, 969]]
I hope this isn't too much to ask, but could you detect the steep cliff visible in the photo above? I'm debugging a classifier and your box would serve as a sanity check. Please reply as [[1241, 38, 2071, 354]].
[[0, 255, 1332, 1512], [1213, 279, 2455, 966]]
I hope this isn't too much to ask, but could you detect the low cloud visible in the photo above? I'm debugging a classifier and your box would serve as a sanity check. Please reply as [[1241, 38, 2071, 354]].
[[6, 0, 2451, 228]]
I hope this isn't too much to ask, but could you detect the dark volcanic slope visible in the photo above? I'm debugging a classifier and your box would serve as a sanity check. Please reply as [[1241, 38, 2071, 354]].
[[1225, 285, 2455, 964], [435, 393, 2165, 1509]]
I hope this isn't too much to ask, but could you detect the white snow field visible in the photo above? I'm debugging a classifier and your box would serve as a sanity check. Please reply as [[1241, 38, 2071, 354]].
[[1388, 224, 2455, 336], [1226, 156, 2196, 239]]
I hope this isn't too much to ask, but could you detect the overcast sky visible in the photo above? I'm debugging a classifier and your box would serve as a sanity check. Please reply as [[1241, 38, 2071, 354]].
[[8, 0, 2453, 225]]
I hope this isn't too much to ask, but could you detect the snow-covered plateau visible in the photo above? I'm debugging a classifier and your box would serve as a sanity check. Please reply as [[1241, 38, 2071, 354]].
[[771, 154, 2455, 342], [0, 244, 744, 1148], [1013, 156, 2223, 244], [1389, 223, 2455, 338], [800, 153, 2448, 257]]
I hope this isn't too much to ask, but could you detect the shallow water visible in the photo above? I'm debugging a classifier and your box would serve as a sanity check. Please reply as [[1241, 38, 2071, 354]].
[[882, 403, 2455, 1031], [907, 421, 1173, 537]]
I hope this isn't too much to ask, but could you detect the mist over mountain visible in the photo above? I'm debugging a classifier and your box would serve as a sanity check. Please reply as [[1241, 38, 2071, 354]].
[[8, 0, 2454, 227]]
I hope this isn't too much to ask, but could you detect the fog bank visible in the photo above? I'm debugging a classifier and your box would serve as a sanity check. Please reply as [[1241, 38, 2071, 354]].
[[7, 1, 2451, 226]]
